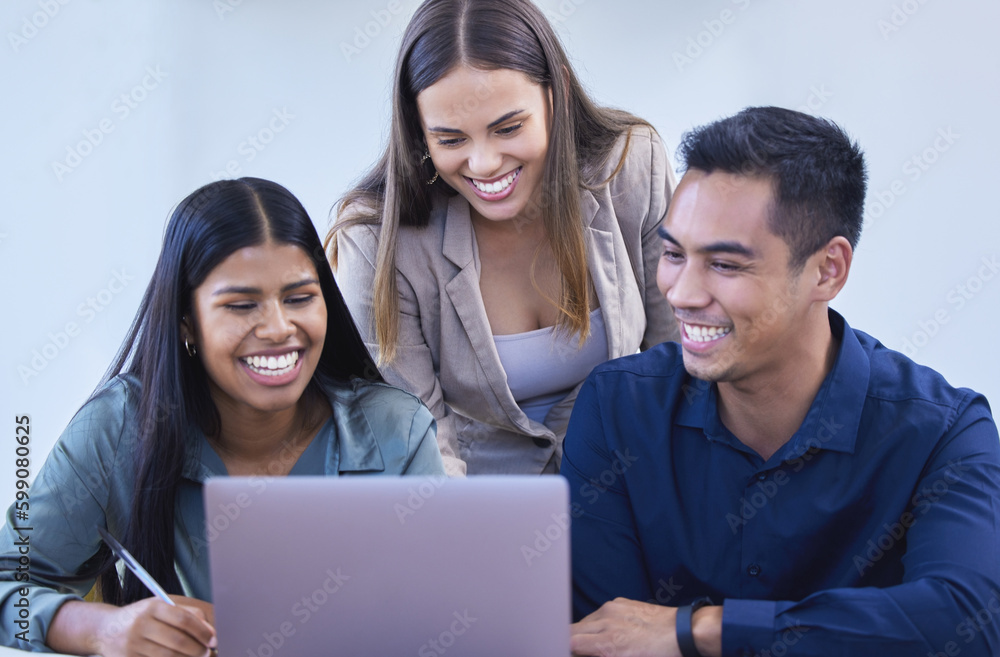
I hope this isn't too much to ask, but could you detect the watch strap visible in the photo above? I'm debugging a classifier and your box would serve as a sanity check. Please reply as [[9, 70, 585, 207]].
[[676, 597, 713, 657]]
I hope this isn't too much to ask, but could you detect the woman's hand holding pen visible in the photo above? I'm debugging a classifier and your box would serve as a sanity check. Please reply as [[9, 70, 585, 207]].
[[47, 597, 216, 657], [59, 528, 218, 655], [168, 594, 216, 628], [94, 596, 216, 657]]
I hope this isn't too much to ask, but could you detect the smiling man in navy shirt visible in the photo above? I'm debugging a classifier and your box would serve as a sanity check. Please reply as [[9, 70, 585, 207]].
[[564, 107, 1000, 657]]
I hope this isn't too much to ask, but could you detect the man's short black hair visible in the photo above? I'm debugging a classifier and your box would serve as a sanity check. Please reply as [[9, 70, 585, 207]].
[[678, 106, 867, 271]]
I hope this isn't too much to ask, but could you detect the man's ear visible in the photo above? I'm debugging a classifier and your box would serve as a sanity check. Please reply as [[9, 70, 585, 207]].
[[811, 236, 853, 302]]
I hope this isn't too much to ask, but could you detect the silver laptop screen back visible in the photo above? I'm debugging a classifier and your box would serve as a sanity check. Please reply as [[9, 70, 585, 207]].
[[205, 476, 570, 657]]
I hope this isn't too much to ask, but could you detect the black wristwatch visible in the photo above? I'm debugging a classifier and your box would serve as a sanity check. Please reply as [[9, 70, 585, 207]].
[[676, 597, 713, 657]]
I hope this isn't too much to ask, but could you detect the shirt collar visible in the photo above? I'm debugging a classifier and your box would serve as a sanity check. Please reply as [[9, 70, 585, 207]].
[[327, 383, 387, 473], [181, 381, 387, 482], [777, 309, 869, 458], [675, 309, 869, 458]]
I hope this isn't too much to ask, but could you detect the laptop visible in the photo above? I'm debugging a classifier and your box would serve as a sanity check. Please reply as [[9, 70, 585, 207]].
[[204, 476, 571, 657]]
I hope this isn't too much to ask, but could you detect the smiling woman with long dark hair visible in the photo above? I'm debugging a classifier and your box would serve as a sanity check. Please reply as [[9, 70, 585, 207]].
[[0, 177, 443, 655]]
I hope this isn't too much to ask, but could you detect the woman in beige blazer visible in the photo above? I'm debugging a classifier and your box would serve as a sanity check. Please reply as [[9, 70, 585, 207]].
[[328, 0, 679, 475]]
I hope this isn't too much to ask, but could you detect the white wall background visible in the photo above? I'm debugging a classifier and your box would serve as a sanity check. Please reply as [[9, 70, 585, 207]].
[[3, 0, 998, 509]]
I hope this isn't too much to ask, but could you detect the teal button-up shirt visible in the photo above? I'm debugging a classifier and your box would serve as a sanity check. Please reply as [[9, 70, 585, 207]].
[[0, 374, 444, 651]]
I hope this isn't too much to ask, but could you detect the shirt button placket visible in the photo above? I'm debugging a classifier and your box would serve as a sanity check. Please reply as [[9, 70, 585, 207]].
[[741, 471, 769, 596]]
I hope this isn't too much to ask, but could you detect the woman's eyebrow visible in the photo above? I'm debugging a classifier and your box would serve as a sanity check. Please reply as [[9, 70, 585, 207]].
[[212, 278, 319, 296], [281, 278, 320, 291], [427, 109, 525, 133], [487, 109, 525, 128]]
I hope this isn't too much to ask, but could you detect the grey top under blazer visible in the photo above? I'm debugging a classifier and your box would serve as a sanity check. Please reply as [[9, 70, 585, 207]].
[[336, 125, 680, 475]]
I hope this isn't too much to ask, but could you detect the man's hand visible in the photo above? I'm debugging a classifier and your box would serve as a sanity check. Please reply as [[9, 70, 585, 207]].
[[570, 598, 722, 657], [571, 598, 680, 657]]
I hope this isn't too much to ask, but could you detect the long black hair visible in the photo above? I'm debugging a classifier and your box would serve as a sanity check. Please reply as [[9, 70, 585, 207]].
[[96, 177, 380, 604]]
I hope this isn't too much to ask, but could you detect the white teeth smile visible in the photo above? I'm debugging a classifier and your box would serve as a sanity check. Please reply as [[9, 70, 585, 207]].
[[683, 324, 731, 343], [472, 169, 518, 194], [241, 351, 299, 376]]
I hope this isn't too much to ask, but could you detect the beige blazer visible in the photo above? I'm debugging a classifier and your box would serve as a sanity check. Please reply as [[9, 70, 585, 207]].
[[335, 126, 679, 476]]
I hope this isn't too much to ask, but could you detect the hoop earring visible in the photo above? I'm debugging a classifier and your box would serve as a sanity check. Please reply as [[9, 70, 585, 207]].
[[184, 337, 197, 357], [420, 150, 439, 185]]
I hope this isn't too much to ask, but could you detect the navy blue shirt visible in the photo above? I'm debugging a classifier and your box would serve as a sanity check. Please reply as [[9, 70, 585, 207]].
[[562, 311, 1000, 657]]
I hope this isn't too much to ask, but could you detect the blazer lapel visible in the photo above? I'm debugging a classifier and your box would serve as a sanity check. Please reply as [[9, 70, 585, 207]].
[[581, 189, 625, 358]]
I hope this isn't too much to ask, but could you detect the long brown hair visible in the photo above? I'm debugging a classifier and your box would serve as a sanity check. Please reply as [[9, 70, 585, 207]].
[[326, 0, 650, 363]]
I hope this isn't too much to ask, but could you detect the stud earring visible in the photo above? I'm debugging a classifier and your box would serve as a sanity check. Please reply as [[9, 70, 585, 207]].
[[184, 336, 197, 357], [420, 150, 439, 185]]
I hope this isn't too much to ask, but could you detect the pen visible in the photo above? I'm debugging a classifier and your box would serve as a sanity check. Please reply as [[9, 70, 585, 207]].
[[97, 526, 218, 656], [96, 526, 175, 606]]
